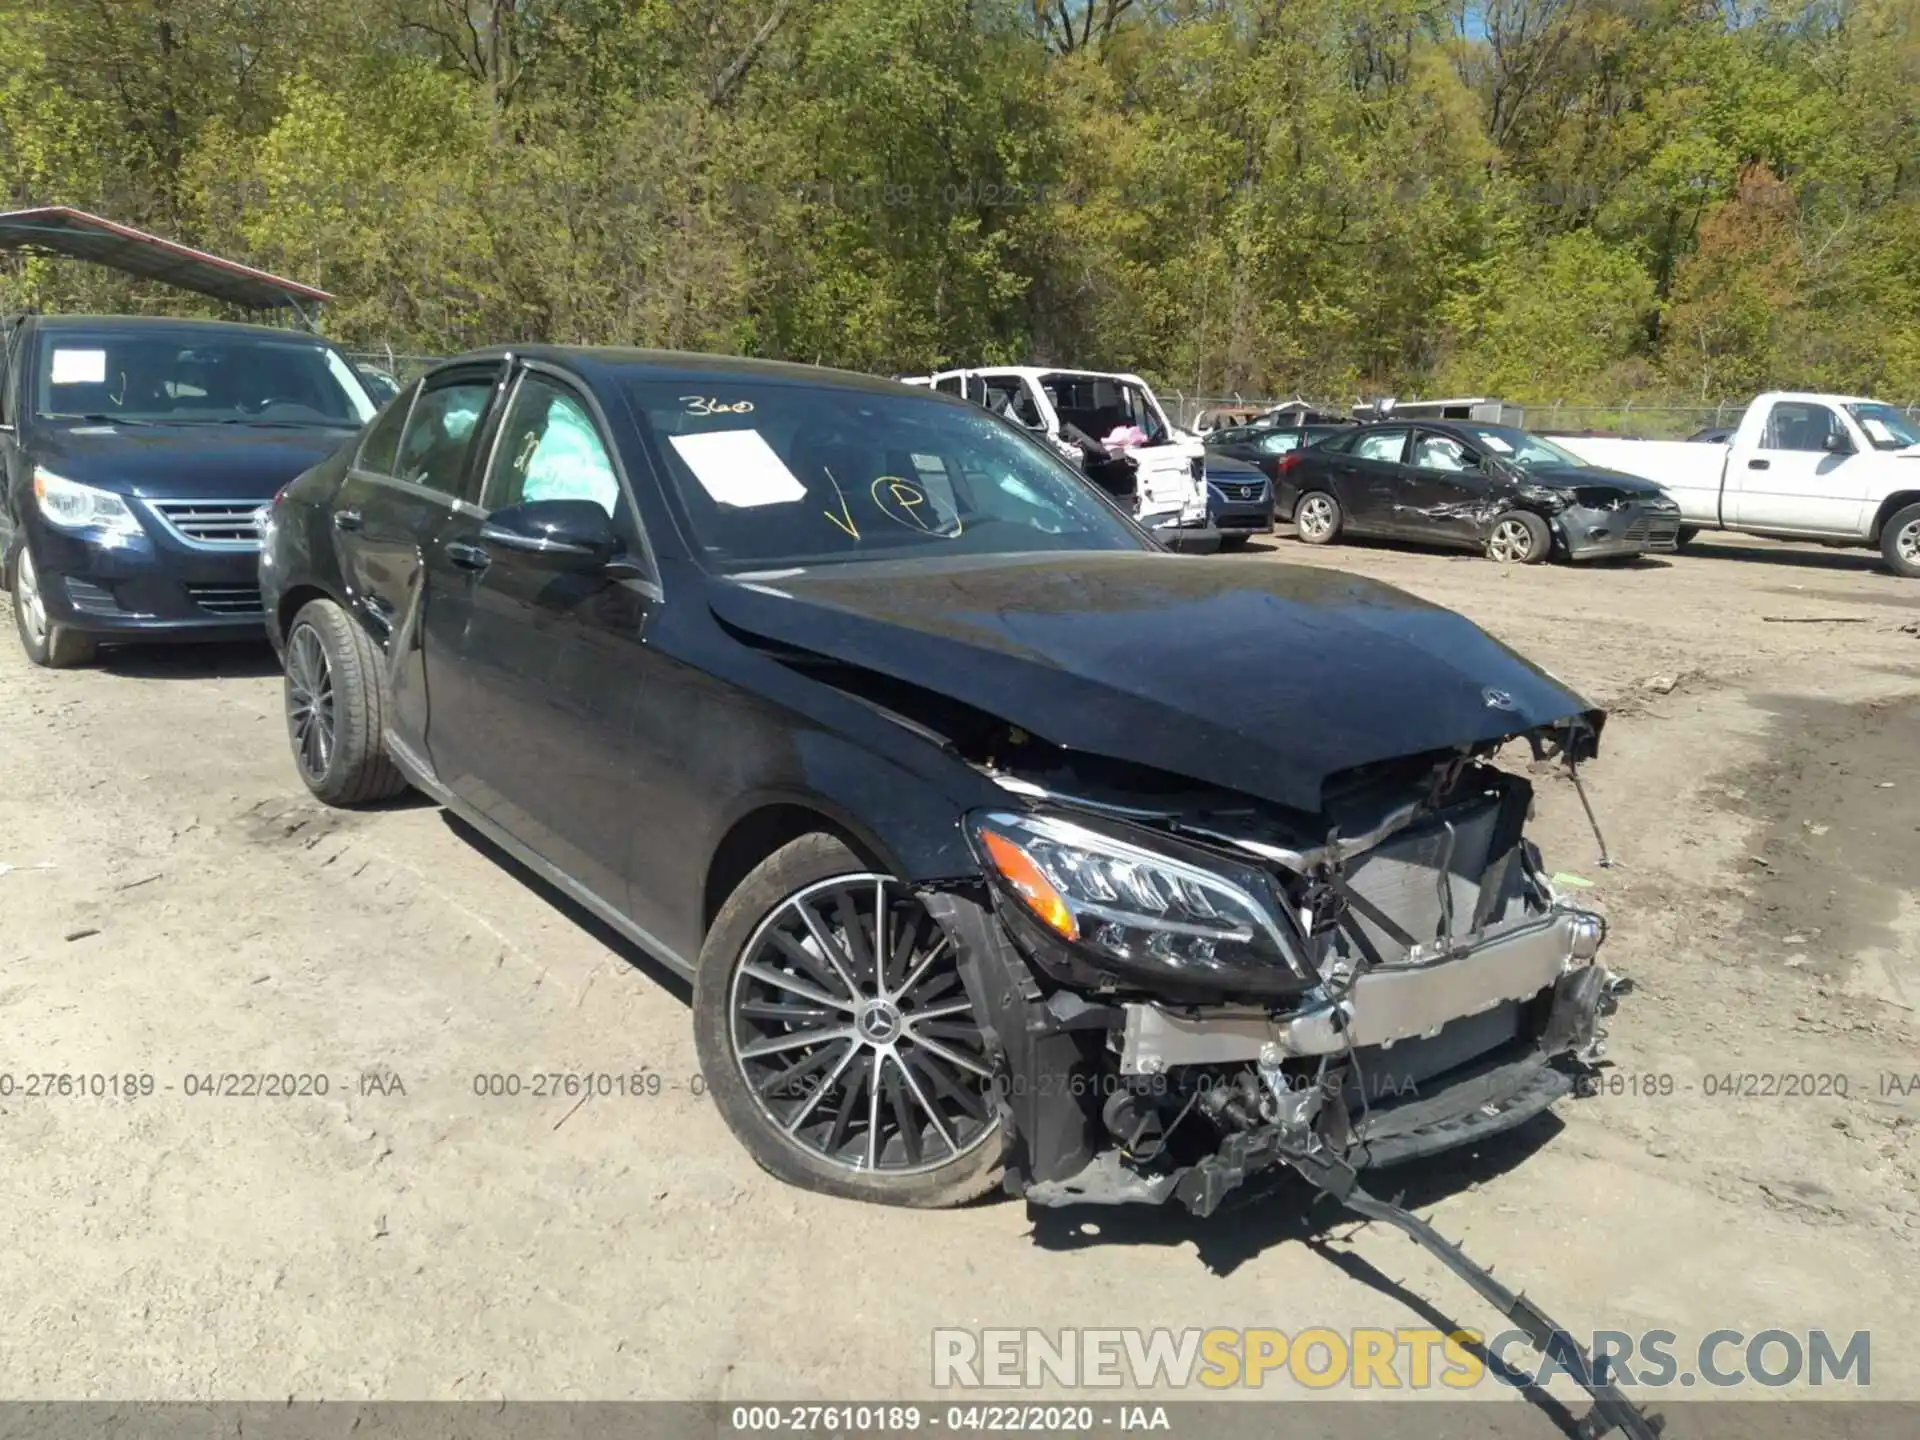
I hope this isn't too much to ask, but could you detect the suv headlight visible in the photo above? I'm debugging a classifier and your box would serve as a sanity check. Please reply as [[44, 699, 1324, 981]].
[[969, 810, 1312, 988], [33, 468, 142, 539]]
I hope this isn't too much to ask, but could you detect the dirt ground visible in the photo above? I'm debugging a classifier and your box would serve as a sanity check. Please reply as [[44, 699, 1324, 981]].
[[2, 527, 1917, 1424]]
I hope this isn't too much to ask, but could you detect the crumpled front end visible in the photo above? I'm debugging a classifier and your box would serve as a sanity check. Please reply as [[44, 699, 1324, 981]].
[[1552, 485, 1684, 561], [946, 742, 1623, 1217]]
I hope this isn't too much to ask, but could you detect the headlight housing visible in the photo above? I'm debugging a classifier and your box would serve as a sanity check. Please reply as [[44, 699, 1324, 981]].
[[33, 468, 142, 540], [968, 810, 1313, 992]]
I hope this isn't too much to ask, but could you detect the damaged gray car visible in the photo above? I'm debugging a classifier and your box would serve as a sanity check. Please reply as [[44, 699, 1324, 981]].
[[1281, 419, 1683, 562]]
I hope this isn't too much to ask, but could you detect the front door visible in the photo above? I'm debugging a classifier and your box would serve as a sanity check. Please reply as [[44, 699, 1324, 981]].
[[1405, 429, 1493, 546], [1342, 426, 1415, 535], [1728, 400, 1872, 535], [420, 366, 660, 913]]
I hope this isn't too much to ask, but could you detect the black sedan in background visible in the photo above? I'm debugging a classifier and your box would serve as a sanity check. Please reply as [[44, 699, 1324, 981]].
[[1279, 420, 1682, 564], [1203, 420, 1356, 521], [257, 346, 1623, 1229], [2, 314, 376, 666]]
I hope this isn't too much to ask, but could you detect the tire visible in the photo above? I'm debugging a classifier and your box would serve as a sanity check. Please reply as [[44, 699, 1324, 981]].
[[1673, 525, 1700, 551], [1881, 502, 1920, 579], [1294, 491, 1342, 545], [10, 545, 97, 669], [1487, 510, 1552, 564], [694, 832, 1009, 1207], [282, 598, 409, 806]]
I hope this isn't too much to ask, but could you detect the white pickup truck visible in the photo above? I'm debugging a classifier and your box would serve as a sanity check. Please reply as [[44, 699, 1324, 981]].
[[901, 366, 1210, 536], [1550, 392, 1920, 578]]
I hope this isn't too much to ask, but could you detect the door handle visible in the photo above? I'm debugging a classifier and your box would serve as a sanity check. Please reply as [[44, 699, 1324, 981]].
[[1747, 459, 1770, 471], [444, 539, 492, 573], [332, 509, 363, 531]]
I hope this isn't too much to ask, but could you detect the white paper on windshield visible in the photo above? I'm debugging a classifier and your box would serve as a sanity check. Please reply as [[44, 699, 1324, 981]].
[[669, 428, 808, 508], [50, 348, 107, 385], [1481, 434, 1513, 453], [1862, 417, 1894, 445]]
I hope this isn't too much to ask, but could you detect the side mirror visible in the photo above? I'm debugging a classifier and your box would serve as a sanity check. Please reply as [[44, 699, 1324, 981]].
[[1823, 431, 1854, 455], [480, 499, 620, 570]]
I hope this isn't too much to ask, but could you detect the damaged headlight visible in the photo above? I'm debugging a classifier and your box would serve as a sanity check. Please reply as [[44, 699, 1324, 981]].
[[1515, 483, 1571, 513], [968, 810, 1312, 986]]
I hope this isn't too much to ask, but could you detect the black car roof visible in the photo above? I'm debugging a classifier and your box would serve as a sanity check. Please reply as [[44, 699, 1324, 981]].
[[440, 345, 931, 400]]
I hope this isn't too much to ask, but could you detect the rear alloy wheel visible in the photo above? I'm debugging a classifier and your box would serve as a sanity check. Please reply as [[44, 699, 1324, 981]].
[[282, 599, 409, 806], [1294, 491, 1342, 545], [11, 546, 96, 668], [695, 834, 1006, 1207], [1881, 502, 1920, 579], [1487, 510, 1552, 564]]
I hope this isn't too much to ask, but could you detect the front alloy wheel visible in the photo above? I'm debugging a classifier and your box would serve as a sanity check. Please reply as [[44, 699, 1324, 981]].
[[11, 546, 96, 668], [284, 621, 336, 784], [1487, 511, 1551, 564], [695, 835, 1007, 1206]]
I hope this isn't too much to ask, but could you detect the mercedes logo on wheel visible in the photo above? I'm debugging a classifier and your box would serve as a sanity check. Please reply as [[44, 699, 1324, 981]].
[[1482, 687, 1517, 711]]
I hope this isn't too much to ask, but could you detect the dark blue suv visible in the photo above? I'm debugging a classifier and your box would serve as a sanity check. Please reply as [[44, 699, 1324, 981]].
[[1, 315, 375, 666]]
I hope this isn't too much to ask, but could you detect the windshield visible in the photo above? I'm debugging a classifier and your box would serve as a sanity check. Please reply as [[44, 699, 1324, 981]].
[[1454, 424, 1588, 468], [1038, 373, 1169, 445], [1845, 403, 1920, 451], [35, 330, 376, 427], [629, 380, 1151, 571]]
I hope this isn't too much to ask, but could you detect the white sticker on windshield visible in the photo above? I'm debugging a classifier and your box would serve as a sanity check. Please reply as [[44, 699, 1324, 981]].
[[668, 429, 808, 508], [1480, 434, 1513, 453], [50, 348, 107, 385], [1862, 417, 1894, 445]]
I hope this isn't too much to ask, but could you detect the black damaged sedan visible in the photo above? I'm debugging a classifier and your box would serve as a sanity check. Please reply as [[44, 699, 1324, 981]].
[[259, 348, 1625, 1216], [1282, 419, 1682, 563]]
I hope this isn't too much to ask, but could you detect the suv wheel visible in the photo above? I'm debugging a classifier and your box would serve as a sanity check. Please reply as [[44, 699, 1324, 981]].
[[1881, 502, 1920, 579], [282, 598, 409, 806], [11, 546, 96, 668], [694, 833, 1007, 1207]]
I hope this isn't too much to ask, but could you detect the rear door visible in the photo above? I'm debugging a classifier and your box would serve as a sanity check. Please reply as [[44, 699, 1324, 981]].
[[331, 364, 501, 756], [418, 363, 661, 912], [1728, 399, 1873, 535]]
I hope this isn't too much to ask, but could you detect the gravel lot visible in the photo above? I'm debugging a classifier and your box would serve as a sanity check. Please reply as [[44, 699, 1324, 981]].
[[2, 528, 1916, 1419]]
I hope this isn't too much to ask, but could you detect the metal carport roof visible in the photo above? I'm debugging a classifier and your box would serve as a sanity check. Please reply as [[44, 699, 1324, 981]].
[[0, 206, 331, 312]]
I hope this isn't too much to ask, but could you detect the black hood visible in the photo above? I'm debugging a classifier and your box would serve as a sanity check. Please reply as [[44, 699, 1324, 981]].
[[710, 552, 1603, 814], [28, 421, 358, 502], [1517, 463, 1669, 498]]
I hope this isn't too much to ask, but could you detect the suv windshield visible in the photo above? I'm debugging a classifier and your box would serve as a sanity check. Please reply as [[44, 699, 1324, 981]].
[[1454, 424, 1588, 468], [1038, 373, 1168, 445], [1845, 402, 1920, 451], [35, 330, 376, 426], [630, 381, 1149, 570]]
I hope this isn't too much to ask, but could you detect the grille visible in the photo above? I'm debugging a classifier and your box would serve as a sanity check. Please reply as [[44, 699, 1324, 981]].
[[1644, 520, 1680, 551], [149, 500, 264, 548], [1212, 481, 1266, 502], [1624, 517, 1650, 544], [185, 584, 265, 617], [63, 578, 121, 615]]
